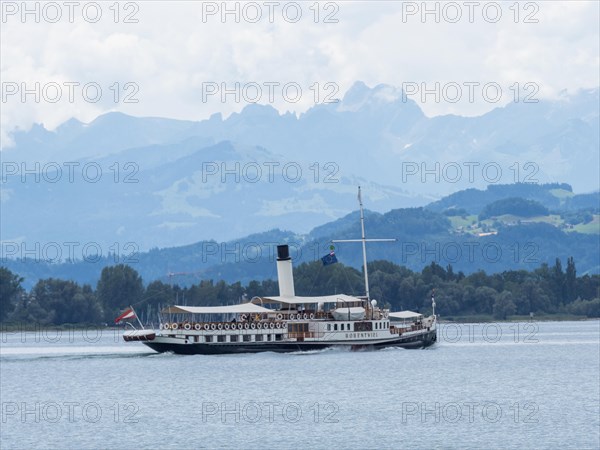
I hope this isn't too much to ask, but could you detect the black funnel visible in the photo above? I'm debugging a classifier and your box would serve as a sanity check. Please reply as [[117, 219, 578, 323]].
[[277, 245, 291, 261]]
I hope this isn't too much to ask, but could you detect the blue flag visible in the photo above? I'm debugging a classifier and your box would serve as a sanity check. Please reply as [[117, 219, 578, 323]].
[[321, 251, 338, 266]]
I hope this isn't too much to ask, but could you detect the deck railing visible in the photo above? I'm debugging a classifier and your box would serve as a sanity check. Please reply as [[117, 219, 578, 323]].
[[163, 321, 287, 332]]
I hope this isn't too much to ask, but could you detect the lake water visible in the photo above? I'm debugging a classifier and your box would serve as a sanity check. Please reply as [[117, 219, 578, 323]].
[[1, 320, 599, 449]]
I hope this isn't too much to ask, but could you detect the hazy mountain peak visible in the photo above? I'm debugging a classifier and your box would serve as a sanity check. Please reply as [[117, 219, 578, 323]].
[[238, 103, 281, 118], [338, 81, 421, 118], [341, 81, 371, 105]]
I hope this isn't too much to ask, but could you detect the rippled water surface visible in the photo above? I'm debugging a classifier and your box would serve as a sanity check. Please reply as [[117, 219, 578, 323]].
[[1, 321, 599, 449]]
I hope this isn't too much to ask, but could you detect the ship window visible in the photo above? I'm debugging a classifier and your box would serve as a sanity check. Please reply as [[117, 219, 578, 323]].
[[205, 335, 213, 343], [327, 324, 331, 331], [255, 334, 263, 341], [230, 335, 238, 342], [355, 321, 373, 332], [217, 335, 226, 342], [275, 334, 283, 341], [266, 334, 271, 341], [243, 335, 251, 342], [334, 324, 338, 331], [348, 323, 353, 332]]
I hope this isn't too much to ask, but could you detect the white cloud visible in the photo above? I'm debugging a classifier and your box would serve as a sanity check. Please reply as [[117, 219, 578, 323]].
[[1, 1, 598, 144]]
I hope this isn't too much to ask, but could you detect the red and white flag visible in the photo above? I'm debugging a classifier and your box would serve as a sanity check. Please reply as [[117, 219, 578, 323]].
[[115, 308, 136, 324]]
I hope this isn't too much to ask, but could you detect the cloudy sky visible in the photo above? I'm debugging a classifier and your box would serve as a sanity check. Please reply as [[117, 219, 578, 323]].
[[1, 1, 598, 145]]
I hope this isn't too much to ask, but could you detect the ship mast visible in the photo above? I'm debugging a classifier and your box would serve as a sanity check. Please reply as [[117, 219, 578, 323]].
[[333, 186, 396, 301], [358, 187, 370, 300]]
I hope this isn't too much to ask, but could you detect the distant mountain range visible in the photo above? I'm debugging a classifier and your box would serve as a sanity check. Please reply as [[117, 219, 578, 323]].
[[3, 182, 599, 289], [2, 82, 598, 251]]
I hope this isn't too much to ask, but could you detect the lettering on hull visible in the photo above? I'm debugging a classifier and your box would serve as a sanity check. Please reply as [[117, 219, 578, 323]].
[[344, 332, 379, 339]]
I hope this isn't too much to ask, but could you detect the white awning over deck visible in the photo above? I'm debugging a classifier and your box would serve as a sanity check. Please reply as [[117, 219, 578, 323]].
[[253, 294, 362, 306], [163, 303, 273, 315], [388, 311, 423, 319]]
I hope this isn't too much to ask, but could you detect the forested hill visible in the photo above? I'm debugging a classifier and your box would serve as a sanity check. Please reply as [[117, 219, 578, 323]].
[[426, 182, 599, 213], [1, 258, 598, 326], [2, 183, 599, 290]]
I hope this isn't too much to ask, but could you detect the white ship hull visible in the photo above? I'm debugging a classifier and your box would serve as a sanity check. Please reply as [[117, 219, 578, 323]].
[[133, 318, 437, 355]]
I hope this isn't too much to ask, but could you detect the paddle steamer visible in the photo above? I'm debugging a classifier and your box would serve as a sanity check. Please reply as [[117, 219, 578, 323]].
[[122, 187, 437, 354]]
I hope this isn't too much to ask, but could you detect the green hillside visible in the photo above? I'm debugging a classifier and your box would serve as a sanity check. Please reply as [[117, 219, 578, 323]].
[[3, 182, 599, 290]]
